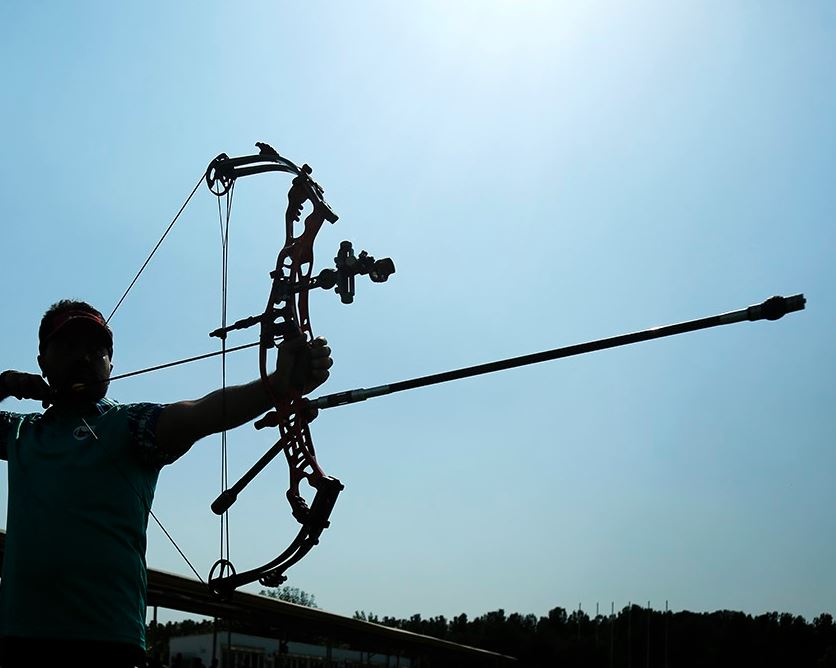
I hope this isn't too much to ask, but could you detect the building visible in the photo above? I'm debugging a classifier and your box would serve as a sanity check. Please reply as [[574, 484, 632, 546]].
[[169, 631, 411, 667]]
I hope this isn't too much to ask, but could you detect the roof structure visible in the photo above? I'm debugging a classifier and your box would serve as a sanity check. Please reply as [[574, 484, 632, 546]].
[[0, 530, 515, 666]]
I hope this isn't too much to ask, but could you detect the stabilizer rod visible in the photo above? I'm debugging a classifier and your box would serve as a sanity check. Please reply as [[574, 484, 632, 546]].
[[308, 294, 806, 411]]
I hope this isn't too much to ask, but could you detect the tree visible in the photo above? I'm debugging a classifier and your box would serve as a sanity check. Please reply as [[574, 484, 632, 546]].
[[259, 586, 319, 608]]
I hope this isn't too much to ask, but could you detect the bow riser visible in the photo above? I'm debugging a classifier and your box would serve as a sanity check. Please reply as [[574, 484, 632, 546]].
[[206, 142, 393, 598]]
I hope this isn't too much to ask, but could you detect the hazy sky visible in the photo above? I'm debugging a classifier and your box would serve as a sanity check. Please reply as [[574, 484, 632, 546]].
[[2, 2, 834, 624]]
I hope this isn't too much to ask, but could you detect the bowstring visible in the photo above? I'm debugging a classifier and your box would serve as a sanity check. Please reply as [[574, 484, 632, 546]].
[[217, 181, 235, 572]]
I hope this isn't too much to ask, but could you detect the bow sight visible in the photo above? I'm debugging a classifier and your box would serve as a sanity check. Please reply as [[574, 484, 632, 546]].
[[208, 240, 395, 340], [314, 241, 396, 304]]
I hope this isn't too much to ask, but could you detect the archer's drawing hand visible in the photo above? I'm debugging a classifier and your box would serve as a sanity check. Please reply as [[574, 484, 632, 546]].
[[275, 336, 333, 397], [0, 370, 53, 408]]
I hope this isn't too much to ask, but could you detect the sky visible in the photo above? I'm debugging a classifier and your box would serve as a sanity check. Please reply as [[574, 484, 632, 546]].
[[1, 2, 834, 625]]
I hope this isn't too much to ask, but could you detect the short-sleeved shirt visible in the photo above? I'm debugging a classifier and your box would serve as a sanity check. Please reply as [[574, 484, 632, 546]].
[[0, 399, 172, 649]]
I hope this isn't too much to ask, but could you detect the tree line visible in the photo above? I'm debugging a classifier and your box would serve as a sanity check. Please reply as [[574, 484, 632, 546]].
[[146, 593, 836, 667], [353, 605, 836, 667]]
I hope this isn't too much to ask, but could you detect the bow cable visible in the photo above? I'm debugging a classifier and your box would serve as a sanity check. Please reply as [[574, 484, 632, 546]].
[[82, 418, 205, 583], [102, 171, 207, 581]]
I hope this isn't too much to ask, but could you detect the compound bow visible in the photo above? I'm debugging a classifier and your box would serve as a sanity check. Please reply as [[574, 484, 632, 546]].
[[103, 142, 805, 601], [199, 142, 394, 597]]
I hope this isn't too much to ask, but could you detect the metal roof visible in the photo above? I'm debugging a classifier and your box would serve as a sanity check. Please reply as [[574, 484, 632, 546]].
[[0, 530, 515, 665]]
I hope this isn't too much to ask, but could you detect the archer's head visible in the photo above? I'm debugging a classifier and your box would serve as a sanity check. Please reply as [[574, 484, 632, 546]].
[[37, 300, 114, 403]]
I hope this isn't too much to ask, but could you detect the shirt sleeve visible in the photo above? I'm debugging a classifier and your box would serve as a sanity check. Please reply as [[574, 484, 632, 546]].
[[0, 410, 21, 461], [125, 402, 178, 468]]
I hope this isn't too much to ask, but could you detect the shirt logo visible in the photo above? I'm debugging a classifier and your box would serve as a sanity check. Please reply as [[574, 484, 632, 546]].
[[73, 425, 93, 441]]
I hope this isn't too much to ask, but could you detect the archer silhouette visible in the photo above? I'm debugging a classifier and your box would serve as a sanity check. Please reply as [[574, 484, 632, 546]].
[[0, 299, 332, 667]]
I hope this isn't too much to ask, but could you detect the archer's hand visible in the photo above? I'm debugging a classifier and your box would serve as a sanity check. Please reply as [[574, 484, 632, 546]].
[[0, 370, 53, 408], [274, 336, 333, 396]]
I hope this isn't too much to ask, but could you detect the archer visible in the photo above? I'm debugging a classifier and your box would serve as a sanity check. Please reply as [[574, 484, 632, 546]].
[[0, 299, 332, 668]]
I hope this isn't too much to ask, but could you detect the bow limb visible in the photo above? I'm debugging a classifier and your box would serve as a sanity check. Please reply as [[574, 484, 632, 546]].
[[208, 471, 343, 597]]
